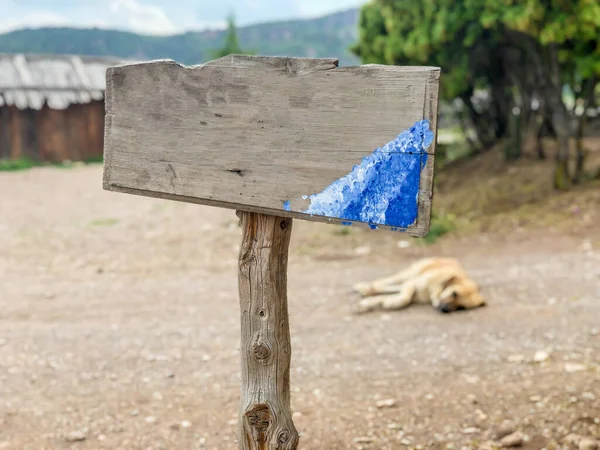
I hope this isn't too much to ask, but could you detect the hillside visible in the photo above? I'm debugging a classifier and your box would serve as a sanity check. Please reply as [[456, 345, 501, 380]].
[[0, 9, 361, 66]]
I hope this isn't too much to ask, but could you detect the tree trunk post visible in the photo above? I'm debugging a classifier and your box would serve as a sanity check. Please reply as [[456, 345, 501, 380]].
[[236, 211, 299, 450], [550, 105, 573, 190], [534, 115, 547, 160], [553, 134, 571, 190], [573, 114, 587, 184], [505, 107, 522, 161]]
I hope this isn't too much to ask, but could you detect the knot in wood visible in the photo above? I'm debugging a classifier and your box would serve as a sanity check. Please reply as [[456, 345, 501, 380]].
[[278, 430, 290, 443], [246, 404, 270, 433], [252, 342, 271, 361], [280, 219, 289, 230]]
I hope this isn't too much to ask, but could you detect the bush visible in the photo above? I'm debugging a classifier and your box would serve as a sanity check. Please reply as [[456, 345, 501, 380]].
[[423, 211, 456, 244], [0, 157, 38, 172]]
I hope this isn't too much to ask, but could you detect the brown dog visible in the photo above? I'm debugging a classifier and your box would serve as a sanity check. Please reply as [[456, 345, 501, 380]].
[[353, 257, 486, 314]]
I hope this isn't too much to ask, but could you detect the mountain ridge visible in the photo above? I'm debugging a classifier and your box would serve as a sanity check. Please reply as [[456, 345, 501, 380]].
[[0, 8, 361, 66]]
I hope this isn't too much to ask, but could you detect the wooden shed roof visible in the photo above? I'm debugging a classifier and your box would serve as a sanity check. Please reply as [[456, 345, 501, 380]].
[[0, 53, 130, 110]]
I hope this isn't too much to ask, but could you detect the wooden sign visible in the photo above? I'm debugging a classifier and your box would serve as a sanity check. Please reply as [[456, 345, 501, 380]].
[[103, 55, 440, 236], [102, 55, 441, 450]]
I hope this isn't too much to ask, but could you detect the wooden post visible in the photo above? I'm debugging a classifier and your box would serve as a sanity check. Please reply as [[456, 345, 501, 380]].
[[236, 211, 298, 450]]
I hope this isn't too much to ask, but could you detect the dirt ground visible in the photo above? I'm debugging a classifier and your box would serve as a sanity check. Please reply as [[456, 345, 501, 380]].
[[0, 164, 599, 450]]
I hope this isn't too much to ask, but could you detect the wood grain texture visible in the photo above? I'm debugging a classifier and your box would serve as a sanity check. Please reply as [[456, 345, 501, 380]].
[[237, 211, 298, 450], [417, 69, 441, 234], [103, 55, 440, 236]]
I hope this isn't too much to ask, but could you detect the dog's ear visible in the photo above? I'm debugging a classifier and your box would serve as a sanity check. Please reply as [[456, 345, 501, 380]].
[[439, 286, 458, 304], [442, 276, 459, 290]]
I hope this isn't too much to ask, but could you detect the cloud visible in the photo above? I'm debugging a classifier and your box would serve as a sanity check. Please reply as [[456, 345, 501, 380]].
[[109, 0, 176, 35], [0, 5, 111, 33], [0, 0, 361, 35], [0, 10, 71, 32]]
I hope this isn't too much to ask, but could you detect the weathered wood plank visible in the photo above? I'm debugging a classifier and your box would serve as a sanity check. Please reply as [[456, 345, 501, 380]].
[[103, 55, 440, 236]]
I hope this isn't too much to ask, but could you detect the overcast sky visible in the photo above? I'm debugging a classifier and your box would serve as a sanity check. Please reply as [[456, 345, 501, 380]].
[[0, 0, 364, 35]]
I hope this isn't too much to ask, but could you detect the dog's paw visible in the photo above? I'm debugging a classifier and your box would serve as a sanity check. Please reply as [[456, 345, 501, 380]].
[[352, 299, 378, 315], [353, 282, 374, 297]]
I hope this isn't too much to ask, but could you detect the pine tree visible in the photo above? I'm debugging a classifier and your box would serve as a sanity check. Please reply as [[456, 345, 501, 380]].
[[211, 14, 254, 58]]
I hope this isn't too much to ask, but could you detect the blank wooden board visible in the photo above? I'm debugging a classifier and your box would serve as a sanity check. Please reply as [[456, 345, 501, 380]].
[[103, 55, 440, 236]]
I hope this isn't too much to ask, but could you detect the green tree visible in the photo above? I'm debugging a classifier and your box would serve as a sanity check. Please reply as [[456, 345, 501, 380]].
[[352, 0, 600, 189], [210, 14, 254, 58], [475, 0, 599, 188], [352, 2, 512, 153]]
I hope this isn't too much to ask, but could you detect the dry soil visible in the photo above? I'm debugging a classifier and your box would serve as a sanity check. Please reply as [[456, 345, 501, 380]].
[[0, 165, 599, 450]]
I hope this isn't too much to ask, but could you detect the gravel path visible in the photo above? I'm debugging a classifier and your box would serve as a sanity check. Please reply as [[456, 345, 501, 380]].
[[1, 165, 599, 449]]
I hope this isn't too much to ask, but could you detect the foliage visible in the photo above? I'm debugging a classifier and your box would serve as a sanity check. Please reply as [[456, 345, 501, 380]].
[[352, 1, 511, 152], [82, 155, 104, 164], [210, 14, 254, 58], [332, 225, 352, 236], [0, 9, 360, 66], [0, 157, 38, 172], [0, 156, 102, 172], [352, 0, 599, 189], [422, 211, 456, 245], [88, 218, 119, 227]]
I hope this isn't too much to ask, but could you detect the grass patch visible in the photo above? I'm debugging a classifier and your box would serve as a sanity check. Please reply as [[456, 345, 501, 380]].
[[0, 155, 104, 173], [435, 142, 472, 169], [88, 217, 119, 227], [0, 157, 39, 172], [437, 125, 466, 145], [332, 225, 352, 236], [50, 160, 77, 169], [422, 211, 457, 245], [83, 155, 104, 164]]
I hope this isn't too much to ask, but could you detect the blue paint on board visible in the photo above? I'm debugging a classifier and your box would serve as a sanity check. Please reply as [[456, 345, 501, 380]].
[[283, 200, 291, 211], [341, 221, 353, 226], [284, 119, 434, 228]]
